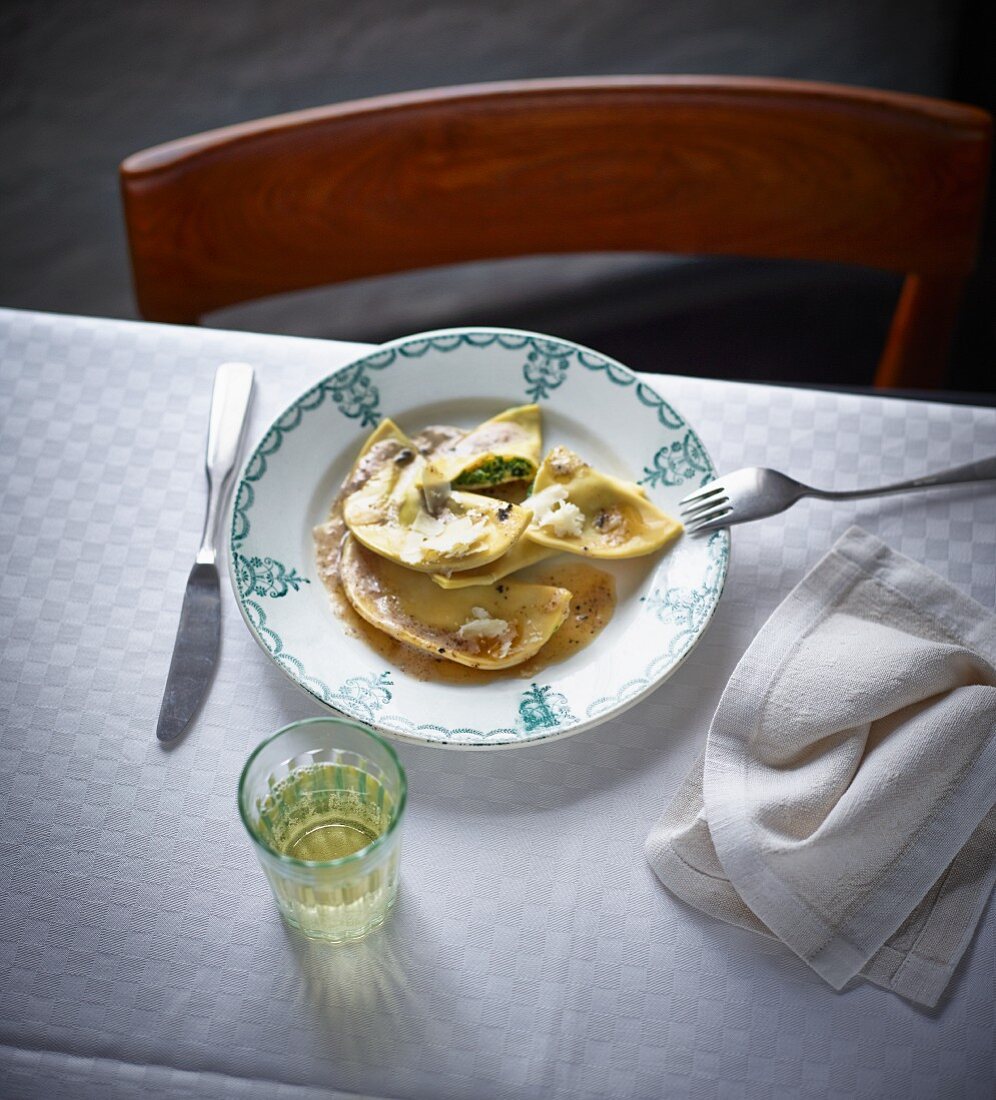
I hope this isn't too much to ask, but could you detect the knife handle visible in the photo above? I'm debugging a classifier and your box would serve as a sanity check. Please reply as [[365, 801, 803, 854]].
[[196, 362, 255, 565]]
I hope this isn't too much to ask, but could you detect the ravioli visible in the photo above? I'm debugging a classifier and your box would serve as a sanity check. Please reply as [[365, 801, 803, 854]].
[[434, 405, 542, 488], [339, 536, 571, 669], [342, 422, 530, 573], [526, 446, 683, 558], [431, 537, 558, 589], [343, 418, 414, 487]]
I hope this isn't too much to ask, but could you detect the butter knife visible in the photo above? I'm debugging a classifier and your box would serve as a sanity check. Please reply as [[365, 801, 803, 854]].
[[156, 362, 255, 742]]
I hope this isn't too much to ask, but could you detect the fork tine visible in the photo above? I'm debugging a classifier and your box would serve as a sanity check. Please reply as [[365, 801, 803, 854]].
[[682, 503, 730, 525], [680, 495, 729, 522], [686, 519, 730, 537], [679, 482, 723, 507], [686, 518, 729, 536], [684, 505, 732, 534]]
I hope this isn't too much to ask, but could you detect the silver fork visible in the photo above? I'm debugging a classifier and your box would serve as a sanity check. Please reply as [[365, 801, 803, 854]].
[[680, 455, 996, 535]]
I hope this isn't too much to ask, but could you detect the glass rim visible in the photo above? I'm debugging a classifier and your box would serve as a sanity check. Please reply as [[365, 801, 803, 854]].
[[237, 716, 408, 870]]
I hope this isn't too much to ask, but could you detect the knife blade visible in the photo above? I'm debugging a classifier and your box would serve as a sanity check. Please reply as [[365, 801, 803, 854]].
[[156, 563, 221, 741], [156, 362, 254, 742]]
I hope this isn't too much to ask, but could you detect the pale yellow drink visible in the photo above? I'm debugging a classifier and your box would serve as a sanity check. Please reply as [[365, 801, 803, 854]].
[[239, 718, 405, 942]]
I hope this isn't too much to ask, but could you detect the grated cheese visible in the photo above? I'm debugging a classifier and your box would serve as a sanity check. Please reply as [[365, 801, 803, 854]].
[[457, 610, 512, 654], [401, 511, 488, 563], [410, 511, 445, 537], [530, 484, 585, 538]]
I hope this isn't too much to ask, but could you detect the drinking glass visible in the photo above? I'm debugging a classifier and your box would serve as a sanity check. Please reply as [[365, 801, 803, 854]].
[[238, 717, 406, 942]]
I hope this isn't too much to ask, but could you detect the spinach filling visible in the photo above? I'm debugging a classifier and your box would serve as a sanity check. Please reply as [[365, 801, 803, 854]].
[[453, 456, 535, 488]]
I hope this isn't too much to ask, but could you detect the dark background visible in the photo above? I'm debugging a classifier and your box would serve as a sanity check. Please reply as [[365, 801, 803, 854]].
[[1, 1, 993, 394]]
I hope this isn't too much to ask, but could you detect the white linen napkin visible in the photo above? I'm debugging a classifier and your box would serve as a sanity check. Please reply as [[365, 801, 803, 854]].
[[646, 526, 996, 1006]]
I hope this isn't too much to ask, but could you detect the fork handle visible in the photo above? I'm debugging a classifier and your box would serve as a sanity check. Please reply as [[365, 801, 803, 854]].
[[807, 455, 996, 502]]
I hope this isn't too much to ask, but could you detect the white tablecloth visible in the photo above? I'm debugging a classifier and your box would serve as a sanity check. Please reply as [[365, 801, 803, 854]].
[[1, 308, 993, 1100]]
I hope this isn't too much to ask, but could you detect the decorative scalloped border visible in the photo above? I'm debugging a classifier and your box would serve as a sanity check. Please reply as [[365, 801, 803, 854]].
[[229, 329, 729, 747]]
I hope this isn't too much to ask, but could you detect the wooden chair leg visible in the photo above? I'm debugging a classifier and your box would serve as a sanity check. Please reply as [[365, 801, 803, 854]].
[[875, 274, 965, 389]]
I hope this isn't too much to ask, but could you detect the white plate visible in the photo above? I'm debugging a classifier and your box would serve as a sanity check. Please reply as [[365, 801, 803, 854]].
[[229, 328, 728, 749]]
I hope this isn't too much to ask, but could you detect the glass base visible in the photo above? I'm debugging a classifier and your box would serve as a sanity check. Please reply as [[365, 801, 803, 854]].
[[274, 881, 398, 944]]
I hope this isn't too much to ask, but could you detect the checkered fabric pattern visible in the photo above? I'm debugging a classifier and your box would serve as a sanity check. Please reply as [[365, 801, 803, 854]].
[[1, 308, 994, 1100]]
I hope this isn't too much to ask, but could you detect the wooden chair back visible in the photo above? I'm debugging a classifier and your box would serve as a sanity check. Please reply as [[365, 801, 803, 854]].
[[120, 77, 991, 387]]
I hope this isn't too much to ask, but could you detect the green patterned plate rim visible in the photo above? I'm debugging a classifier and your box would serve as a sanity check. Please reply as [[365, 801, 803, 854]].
[[228, 327, 729, 749]]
